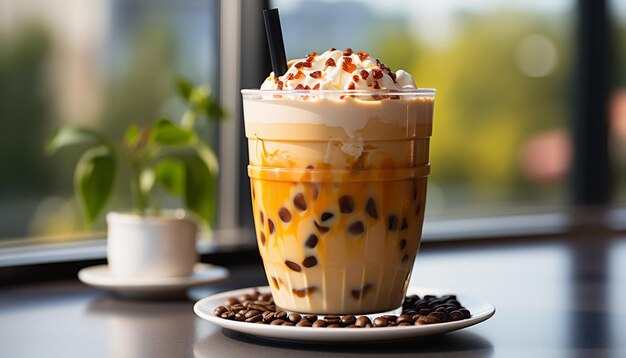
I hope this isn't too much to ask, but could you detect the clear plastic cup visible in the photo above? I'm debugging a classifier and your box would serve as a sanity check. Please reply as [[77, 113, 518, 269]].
[[242, 89, 435, 314]]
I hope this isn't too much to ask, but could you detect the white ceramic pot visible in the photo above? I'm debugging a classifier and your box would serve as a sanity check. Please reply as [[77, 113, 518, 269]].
[[106, 212, 198, 278]]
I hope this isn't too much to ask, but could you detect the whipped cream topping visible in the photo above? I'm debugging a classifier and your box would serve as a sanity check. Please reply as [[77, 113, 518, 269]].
[[261, 48, 416, 91]]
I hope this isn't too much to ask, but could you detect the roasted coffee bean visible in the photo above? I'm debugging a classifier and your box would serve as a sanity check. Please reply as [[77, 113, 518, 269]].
[[430, 300, 443, 306], [323, 315, 341, 324], [230, 304, 244, 313], [303, 315, 318, 323], [435, 307, 448, 313], [279, 207, 292, 223], [429, 311, 447, 322], [401, 218, 408, 231], [449, 310, 464, 321], [414, 319, 427, 325], [284, 260, 301, 272], [314, 221, 330, 234], [373, 317, 389, 327], [341, 315, 357, 326], [214, 306, 229, 316], [255, 321, 266, 324], [327, 324, 342, 328], [262, 311, 275, 322], [448, 300, 461, 308], [414, 301, 429, 310], [399, 239, 407, 250], [422, 315, 441, 324], [312, 320, 327, 328], [348, 221, 365, 235], [459, 309, 471, 319], [220, 312, 235, 320], [234, 315, 246, 322], [419, 309, 432, 315], [284, 322, 296, 327], [288, 313, 302, 323], [245, 315, 263, 323], [397, 314, 414, 324], [365, 198, 378, 219], [398, 322, 412, 327], [302, 256, 318, 268], [224, 298, 239, 306], [424, 295, 436, 301], [346, 325, 361, 328], [293, 193, 307, 211], [268, 219, 275, 234], [321, 212, 334, 221], [388, 215, 398, 231], [247, 303, 268, 311], [275, 311, 288, 320], [442, 295, 457, 302], [355, 316, 371, 327], [270, 319, 286, 326], [240, 293, 256, 301], [260, 293, 272, 301], [296, 320, 312, 327], [339, 195, 355, 214], [305, 234, 319, 248], [383, 315, 398, 323], [404, 309, 417, 315], [245, 310, 261, 318], [411, 314, 422, 321]]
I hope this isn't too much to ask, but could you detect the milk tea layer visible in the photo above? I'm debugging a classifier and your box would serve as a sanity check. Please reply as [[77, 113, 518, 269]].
[[244, 95, 434, 314]]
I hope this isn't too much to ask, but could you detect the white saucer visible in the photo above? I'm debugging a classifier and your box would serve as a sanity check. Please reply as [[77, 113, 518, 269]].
[[194, 286, 495, 344], [79, 263, 229, 299]]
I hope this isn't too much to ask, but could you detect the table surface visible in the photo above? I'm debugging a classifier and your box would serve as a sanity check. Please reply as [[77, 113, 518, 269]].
[[1, 235, 625, 358]]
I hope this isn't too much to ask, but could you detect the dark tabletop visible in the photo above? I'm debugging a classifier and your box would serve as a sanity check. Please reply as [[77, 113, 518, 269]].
[[1, 234, 625, 357]]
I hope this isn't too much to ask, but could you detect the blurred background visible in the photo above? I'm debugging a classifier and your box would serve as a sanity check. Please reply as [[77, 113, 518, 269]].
[[0, 0, 625, 244]]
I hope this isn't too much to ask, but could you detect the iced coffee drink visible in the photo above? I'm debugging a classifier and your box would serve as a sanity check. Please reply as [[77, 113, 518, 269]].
[[242, 48, 435, 314]]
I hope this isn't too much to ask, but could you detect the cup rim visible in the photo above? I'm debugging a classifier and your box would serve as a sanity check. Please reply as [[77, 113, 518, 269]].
[[241, 88, 436, 96]]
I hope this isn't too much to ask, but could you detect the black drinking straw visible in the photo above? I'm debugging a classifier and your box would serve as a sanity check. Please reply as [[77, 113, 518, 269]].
[[263, 8, 288, 77]]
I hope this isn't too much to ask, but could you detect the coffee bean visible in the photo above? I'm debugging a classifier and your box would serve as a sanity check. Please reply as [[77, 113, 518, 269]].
[[411, 314, 422, 321], [275, 311, 288, 320], [448, 300, 461, 308], [312, 320, 327, 328], [305, 234, 319, 248], [302, 256, 318, 268], [365, 198, 378, 219], [224, 298, 239, 306], [346, 325, 361, 328], [414, 301, 429, 310], [296, 320, 312, 327], [430, 300, 443, 306], [288, 313, 302, 323], [399, 239, 407, 250], [270, 319, 286, 326], [268, 219, 275, 234], [293, 193, 307, 211], [348, 221, 365, 235], [383, 315, 398, 323], [321, 212, 334, 221], [422, 315, 441, 324], [388, 215, 398, 231], [323, 315, 340, 324], [314, 221, 330, 233], [429, 311, 447, 322], [414, 319, 427, 325], [419, 309, 432, 315], [245, 315, 263, 323], [341, 315, 356, 326], [255, 321, 266, 324], [220, 312, 235, 320], [339, 195, 355, 214], [260, 293, 272, 301], [245, 310, 261, 318], [230, 304, 244, 313], [260, 232, 266, 246], [397, 314, 414, 324], [327, 324, 342, 328], [247, 303, 268, 311], [303, 315, 318, 323], [355, 316, 371, 327], [442, 295, 457, 302], [284, 260, 301, 272], [398, 322, 411, 326], [373, 317, 389, 327], [449, 310, 464, 321], [459, 309, 471, 319], [424, 295, 436, 301], [262, 311, 275, 322], [278, 207, 292, 223], [214, 306, 229, 316], [435, 307, 448, 313], [404, 309, 417, 315]]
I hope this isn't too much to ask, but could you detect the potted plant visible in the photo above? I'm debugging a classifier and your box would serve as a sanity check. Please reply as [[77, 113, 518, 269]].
[[47, 78, 225, 278]]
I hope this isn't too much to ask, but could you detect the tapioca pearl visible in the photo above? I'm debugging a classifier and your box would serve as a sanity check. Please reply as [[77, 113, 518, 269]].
[[401, 254, 409, 263], [285, 260, 301, 272], [271, 276, 280, 289], [312, 184, 320, 201], [321, 212, 334, 222], [292, 286, 316, 298], [415, 203, 421, 216], [347, 221, 365, 235], [252, 185, 256, 199], [305, 234, 319, 248], [268, 219, 275, 234], [260, 232, 266, 246], [388, 215, 399, 231], [302, 256, 318, 268], [314, 221, 330, 234], [350, 284, 373, 300], [259, 211, 264, 225], [278, 207, 292, 223], [412, 181, 417, 201], [365, 198, 378, 219], [401, 218, 408, 231], [339, 195, 355, 214], [306, 165, 314, 169], [399, 239, 407, 250], [293, 193, 307, 211]]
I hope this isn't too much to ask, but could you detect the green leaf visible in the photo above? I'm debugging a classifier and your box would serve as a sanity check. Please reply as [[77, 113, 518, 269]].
[[74, 146, 116, 226], [124, 125, 140, 147], [181, 153, 216, 225], [139, 168, 156, 196], [155, 158, 185, 196], [150, 118, 194, 146], [175, 77, 193, 101], [195, 142, 219, 175], [46, 127, 106, 155], [189, 86, 226, 121]]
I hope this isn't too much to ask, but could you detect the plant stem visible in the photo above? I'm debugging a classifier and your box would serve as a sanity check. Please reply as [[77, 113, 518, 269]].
[[181, 110, 196, 129]]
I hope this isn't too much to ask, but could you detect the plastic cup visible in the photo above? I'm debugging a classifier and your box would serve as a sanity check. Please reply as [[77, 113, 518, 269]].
[[242, 89, 435, 314]]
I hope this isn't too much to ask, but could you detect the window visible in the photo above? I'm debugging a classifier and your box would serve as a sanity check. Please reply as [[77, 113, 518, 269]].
[[0, 0, 219, 241]]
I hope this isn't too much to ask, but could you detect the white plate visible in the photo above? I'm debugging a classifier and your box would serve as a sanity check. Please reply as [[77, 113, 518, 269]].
[[194, 286, 495, 343], [79, 264, 229, 299]]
